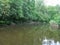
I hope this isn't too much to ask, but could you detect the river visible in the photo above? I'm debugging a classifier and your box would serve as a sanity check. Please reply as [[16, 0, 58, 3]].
[[0, 24, 60, 45]]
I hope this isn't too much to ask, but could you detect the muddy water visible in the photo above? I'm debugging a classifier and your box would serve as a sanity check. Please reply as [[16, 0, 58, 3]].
[[0, 24, 60, 45]]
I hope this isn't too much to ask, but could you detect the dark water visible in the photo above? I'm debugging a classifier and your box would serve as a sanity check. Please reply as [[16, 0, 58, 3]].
[[0, 24, 60, 45]]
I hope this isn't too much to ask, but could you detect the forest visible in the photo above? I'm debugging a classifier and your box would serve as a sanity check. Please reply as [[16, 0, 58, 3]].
[[0, 0, 60, 25]]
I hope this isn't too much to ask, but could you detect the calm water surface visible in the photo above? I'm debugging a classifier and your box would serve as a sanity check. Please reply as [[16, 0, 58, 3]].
[[0, 24, 60, 45]]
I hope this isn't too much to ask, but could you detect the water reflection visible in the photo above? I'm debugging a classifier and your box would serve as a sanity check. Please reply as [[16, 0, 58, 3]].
[[42, 37, 60, 45]]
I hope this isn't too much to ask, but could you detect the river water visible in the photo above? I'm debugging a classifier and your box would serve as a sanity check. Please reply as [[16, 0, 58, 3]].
[[0, 24, 60, 45]]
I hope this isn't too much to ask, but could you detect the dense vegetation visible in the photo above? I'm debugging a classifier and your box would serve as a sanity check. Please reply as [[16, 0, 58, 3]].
[[0, 0, 60, 25]]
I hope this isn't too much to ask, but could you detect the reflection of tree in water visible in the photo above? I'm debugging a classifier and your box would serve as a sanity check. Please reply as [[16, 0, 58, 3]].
[[42, 37, 60, 45]]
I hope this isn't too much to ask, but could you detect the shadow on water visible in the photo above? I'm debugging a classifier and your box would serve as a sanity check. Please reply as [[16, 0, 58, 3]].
[[0, 24, 59, 45]]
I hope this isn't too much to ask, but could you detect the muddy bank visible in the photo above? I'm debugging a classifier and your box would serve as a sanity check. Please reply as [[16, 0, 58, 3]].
[[0, 22, 48, 27]]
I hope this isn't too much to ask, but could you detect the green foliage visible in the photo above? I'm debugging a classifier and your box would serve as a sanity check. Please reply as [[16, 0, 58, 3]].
[[0, 0, 60, 25], [53, 14, 60, 24], [35, 1, 50, 22], [48, 5, 60, 24]]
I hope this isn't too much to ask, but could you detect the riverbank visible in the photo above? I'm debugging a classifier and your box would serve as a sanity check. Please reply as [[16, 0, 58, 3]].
[[0, 21, 48, 28]]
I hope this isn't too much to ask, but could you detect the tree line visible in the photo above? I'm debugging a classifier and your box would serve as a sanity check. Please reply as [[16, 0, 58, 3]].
[[0, 0, 60, 25]]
